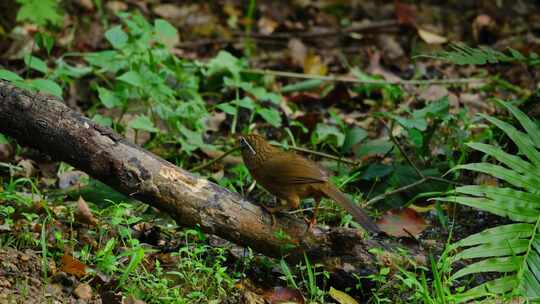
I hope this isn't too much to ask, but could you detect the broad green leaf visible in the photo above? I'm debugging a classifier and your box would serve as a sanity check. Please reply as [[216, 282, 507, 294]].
[[456, 276, 517, 303], [453, 223, 533, 248], [257, 108, 281, 127], [314, 123, 344, 147], [105, 26, 128, 49], [97, 86, 122, 109], [452, 162, 540, 193], [92, 114, 113, 128], [496, 99, 540, 148], [481, 114, 540, 168], [154, 19, 179, 48], [342, 127, 367, 154], [454, 239, 529, 260], [16, 0, 62, 27], [24, 55, 48, 74], [232, 96, 255, 110], [29, 78, 62, 97], [128, 115, 159, 133], [117, 71, 143, 87], [216, 103, 237, 115], [0, 69, 23, 82], [437, 196, 539, 222], [0, 133, 9, 144], [206, 51, 244, 79], [452, 257, 522, 280], [455, 186, 540, 207], [354, 139, 393, 158], [466, 142, 536, 175]]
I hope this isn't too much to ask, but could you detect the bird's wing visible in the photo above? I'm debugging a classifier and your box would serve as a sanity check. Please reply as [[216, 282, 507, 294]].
[[255, 152, 328, 185]]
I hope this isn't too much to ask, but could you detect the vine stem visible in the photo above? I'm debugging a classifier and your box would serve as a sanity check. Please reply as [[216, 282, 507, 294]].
[[243, 68, 485, 86]]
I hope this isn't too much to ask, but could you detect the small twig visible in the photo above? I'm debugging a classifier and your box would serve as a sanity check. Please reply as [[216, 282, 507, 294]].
[[382, 120, 424, 179], [239, 20, 398, 39], [244, 68, 485, 86], [191, 146, 241, 172], [277, 144, 360, 166], [364, 178, 428, 206]]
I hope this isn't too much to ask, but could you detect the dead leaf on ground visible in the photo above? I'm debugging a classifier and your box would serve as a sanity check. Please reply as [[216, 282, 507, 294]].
[[377, 208, 428, 237], [60, 254, 88, 278], [394, 1, 417, 26], [263, 286, 304, 304], [75, 196, 98, 226], [58, 170, 89, 189], [417, 28, 448, 44], [258, 16, 279, 35], [303, 53, 327, 75], [288, 38, 307, 68], [73, 283, 93, 300], [418, 85, 448, 102], [204, 111, 227, 132]]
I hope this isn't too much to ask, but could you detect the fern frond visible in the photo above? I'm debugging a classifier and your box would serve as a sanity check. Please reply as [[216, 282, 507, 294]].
[[438, 100, 540, 302], [419, 43, 540, 66]]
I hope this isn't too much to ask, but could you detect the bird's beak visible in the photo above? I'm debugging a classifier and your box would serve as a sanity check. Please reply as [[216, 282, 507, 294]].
[[240, 137, 257, 155]]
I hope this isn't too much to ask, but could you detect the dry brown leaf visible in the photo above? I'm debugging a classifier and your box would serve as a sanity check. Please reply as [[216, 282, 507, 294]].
[[417, 28, 448, 44], [75, 196, 98, 226], [303, 53, 327, 75], [377, 208, 428, 237], [263, 287, 304, 304], [60, 254, 87, 278], [288, 38, 307, 68], [258, 17, 279, 35]]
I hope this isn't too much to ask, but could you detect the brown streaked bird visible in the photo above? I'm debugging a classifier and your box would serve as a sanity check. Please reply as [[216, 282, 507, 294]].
[[239, 134, 380, 233]]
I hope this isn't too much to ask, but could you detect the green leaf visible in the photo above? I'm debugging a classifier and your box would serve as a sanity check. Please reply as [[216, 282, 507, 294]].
[[232, 96, 255, 110], [257, 108, 281, 127], [454, 239, 529, 260], [28, 78, 62, 97], [206, 51, 244, 79], [452, 162, 540, 193], [0, 133, 9, 144], [452, 223, 533, 248], [496, 99, 540, 149], [354, 139, 393, 158], [128, 115, 159, 133], [0, 69, 23, 82], [92, 114, 113, 128], [97, 86, 121, 109], [117, 71, 143, 87], [216, 103, 237, 115], [452, 257, 522, 280], [24, 55, 48, 74], [16, 0, 62, 27], [481, 114, 540, 168], [466, 142, 536, 175], [314, 123, 344, 147], [456, 276, 517, 303], [154, 19, 179, 48], [35, 32, 54, 55], [437, 196, 539, 222], [105, 26, 128, 49], [280, 79, 324, 93], [342, 127, 367, 154]]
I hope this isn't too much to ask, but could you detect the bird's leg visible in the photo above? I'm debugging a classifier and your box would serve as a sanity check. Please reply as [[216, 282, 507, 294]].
[[306, 197, 321, 231]]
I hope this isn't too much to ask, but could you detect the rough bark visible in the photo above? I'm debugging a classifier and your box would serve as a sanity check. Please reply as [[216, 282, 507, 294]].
[[0, 81, 389, 268]]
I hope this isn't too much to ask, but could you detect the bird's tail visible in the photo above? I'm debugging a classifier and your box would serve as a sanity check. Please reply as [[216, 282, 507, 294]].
[[320, 184, 381, 233]]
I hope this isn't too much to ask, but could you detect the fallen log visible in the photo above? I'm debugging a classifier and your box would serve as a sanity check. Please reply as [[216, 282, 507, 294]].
[[0, 80, 389, 268]]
